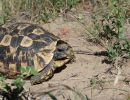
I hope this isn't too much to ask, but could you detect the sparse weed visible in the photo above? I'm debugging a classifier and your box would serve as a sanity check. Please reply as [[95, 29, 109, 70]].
[[0, 66, 38, 100], [0, 0, 80, 24], [90, 0, 130, 61]]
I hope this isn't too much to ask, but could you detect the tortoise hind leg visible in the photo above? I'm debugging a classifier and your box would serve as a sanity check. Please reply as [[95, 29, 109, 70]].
[[30, 61, 56, 85]]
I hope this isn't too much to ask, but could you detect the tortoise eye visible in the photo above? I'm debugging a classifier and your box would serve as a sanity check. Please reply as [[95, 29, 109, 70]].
[[57, 44, 68, 52], [57, 48, 65, 52]]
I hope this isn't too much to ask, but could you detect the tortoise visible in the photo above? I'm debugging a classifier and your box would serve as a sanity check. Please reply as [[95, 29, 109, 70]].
[[0, 22, 75, 85]]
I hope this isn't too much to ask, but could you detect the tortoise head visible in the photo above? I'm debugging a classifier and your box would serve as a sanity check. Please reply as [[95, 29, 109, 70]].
[[53, 40, 75, 67]]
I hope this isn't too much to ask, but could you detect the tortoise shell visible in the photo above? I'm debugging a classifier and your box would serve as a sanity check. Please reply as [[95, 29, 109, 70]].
[[0, 23, 61, 77]]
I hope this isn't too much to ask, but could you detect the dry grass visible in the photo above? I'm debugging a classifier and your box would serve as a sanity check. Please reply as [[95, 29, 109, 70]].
[[0, 0, 80, 24]]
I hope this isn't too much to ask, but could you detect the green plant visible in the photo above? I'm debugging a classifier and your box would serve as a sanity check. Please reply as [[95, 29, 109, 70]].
[[106, 0, 130, 61], [90, 0, 130, 61], [0, 75, 25, 99], [0, 66, 38, 100]]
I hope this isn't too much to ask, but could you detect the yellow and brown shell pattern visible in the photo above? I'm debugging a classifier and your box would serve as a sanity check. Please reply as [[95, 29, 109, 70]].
[[0, 23, 59, 78]]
